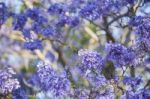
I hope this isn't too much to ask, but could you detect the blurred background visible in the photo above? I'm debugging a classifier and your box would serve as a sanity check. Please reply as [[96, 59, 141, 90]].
[[0, 0, 150, 98]]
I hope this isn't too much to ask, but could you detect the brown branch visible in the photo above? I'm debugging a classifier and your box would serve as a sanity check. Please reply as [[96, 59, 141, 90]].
[[144, 80, 150, 89], [103, 17, 115, 42]]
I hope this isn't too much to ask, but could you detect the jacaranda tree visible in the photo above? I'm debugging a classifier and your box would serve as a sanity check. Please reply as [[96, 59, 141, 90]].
[[0, 0, 150, 99]]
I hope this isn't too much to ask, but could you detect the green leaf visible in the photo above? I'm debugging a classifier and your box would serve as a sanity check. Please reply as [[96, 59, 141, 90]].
[[102, 61, 115, 80]]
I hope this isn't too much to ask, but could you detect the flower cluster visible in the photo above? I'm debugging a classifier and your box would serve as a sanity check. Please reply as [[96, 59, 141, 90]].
[[135, 18, 150, 53], [79, 0, 134, 20], [23, 40, 43, 50], [12, 88, 28, 99], [74, 85, 114, 99], [0, 0, 135, 51], [73, 88, 90, 99], [0, 2, 8, 26], [123, 76, 142, 87], [120, 89, 150, 99], [36, 62, 71, 97], [94, 86, 114, 99], [106, 43, 136, 67], [78, 49, 107, 88], [78, 49, 104, 73], [0, 67, 20, 94]]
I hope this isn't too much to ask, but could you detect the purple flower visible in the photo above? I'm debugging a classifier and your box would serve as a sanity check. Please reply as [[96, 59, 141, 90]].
[[74, 88, 90, 99], [23, 40, 43, 50], [78, 49, 105, 75], [22, 29, 31, 39], [123, 76, 142, 87], [0, 2, 8, 26], [79, 1, 101, 20], [94, 86, 114, 99], [79, 0, 133, 20], [0, 67, 20, 94], [48, 3, 68, 15], [28, 73, 41, 88], [142, 89, 150, 98], [135, 18, 150, 52], [56, 14, 69, 27], [67, 16, 80, 27], [125, 0, 134, 4], [129, 16, 144, 26], [106, 43, 136, 67], [144, 0, 150, 3], [35, 16, 47, 24], [120, 91, 141, 99], [36, 62, 71, 97], [12, 88, 28, 99], [31, 22, 42, 33], [78, 50, 107, 88], [41, 26, 56, 37], [25, 8, 40, 20], [12, 14, 27, 30], [52, 73, 71, 97], [45, 51, 55, 62], [120, 89, 150, 99], [37, 63, 57, 91], [86, 72, 107, 88]]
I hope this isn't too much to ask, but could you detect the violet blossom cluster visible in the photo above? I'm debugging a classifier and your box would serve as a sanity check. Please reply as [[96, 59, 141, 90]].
[[0, 67, 20, 94], [134, 18, 150, 53], [31, 62, 71, 97], [78, 49, 107, 88], [106, 43, 136, 67]]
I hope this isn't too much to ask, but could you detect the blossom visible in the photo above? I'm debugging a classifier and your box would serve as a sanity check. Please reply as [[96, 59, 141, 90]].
[[22, 29, 31, 39], [23, 40, 43, 50], [31, 22, 42, 33], [12, 88, 28, 99], [36, 62, 71, 97], [69, 16, 80, 27], [0, 67, 20, 94], [12, 14, 27, 30], [120, 89, 150, 99], [123, 76, 142, 87], [78, 50, 107, 88], [106, 43, 136, 67], [56, 14, 69, 27], [135, 18, 150, 52], [120, 90, 142, 99], [35, 16, 47, 25], [74, 88, 90, 99], [142, 89, 150, 98], [94, 86, 114, 99], [41, 26, 56, 37], [86, 72, 107, 88], [129, 16, 144, 26], [79, 1, 101, 20], [48, 3, 67, 15], [0, 2, 8, 26], [78, 49, 105, 75], [79, 0, 133, 20], [27, 73, 41, 88], [25, 8, 40, 20]]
